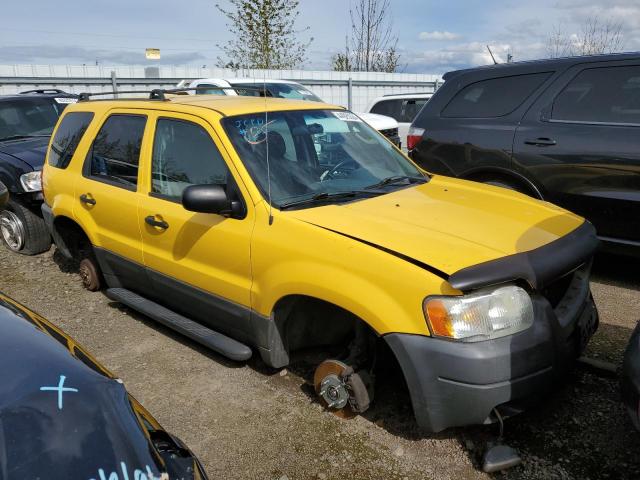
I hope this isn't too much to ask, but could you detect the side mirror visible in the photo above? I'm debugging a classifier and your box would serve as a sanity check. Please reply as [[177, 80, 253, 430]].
[[182, 184, 243, 217], [0, 181, 8, 208]]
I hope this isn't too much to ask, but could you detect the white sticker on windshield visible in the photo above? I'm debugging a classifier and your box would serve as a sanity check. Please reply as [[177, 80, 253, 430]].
[[332, 111, 361, 122], [54, 97, 78, 104]]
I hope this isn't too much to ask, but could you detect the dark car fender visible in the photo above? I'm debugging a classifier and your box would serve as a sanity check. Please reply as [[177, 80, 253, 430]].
[[0, 151, 32, 193], [0, 181, 8, 207]]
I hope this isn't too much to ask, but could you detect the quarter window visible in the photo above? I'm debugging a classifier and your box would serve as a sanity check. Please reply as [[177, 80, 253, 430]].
[[88, 114, 146, 188], [552, 65, 640, 124], [48, 112, 94, 169], [442, 72, 552, 118], [151, 118, 229, 201]]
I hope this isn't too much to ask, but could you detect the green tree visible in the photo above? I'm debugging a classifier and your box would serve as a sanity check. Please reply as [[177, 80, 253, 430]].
[[331, 0, 401, 73], [215, 0, 312, 69]]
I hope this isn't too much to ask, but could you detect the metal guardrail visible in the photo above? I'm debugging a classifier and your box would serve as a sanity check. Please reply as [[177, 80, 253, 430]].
[[0, 74, 441, 110]]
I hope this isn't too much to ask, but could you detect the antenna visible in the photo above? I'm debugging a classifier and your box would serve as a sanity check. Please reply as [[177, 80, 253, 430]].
[[263, 70, 273, 226], [486, 45, 498, 64]]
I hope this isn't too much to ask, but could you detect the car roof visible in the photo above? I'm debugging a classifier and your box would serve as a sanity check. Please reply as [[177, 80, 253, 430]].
[[443, 51, 640, 80], [70, 94, 339, 117], [372, 93, 433, 102], [192, 77, 305, 86]]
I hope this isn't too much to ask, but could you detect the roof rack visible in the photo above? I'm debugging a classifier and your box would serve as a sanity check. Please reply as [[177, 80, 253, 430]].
[[77, 86, 273, 102], [382, 92, 434, 97], [20, 89, 68, 95]]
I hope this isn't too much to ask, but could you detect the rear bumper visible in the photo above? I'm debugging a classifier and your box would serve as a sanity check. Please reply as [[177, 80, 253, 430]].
[[385, 265, 598, 432]]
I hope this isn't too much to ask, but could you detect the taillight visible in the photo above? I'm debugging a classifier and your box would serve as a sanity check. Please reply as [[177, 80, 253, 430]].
[[407, 127, 425, 151]]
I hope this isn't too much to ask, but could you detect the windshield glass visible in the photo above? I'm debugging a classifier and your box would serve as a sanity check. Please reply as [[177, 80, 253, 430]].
[[0, 98, 64, 141], [229, 82, 323, 102], [222, 109, 424, 208]]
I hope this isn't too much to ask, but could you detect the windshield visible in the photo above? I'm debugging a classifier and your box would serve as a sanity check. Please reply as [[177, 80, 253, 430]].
[[229, 82, 323, 102], [222, 109, 425, 209], [0, 98, 64, 141]]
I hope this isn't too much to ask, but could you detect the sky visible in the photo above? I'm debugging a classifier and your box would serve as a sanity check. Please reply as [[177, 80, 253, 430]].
[[1, 0, 639, 74]]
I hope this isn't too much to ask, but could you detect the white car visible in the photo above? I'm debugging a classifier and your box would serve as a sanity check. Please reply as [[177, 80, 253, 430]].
[[366, 93, 433, 150], [176, 78, 400, 146]]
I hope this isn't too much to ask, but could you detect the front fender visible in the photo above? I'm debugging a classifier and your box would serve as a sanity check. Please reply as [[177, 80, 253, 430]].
[[0, 152, 31, 193]]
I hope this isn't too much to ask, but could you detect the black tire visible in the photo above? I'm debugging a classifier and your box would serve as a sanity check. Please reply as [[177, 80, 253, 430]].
[[0, 199, 51, 255]]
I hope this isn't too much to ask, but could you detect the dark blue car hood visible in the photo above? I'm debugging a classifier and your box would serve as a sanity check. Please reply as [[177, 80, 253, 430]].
[[0, 136, 49, 170], [0, 299, 174, 480]]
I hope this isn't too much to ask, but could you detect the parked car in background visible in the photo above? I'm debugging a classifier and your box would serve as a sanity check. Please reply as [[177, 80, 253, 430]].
[[367, 92, 432, 150], [0, 292, 208, 479], [408, 52, 640, 257], [622, 321, 640, 431], [177, 78, 401, 147], [0, 90, 77, 254], [43, 91, 599, 433]]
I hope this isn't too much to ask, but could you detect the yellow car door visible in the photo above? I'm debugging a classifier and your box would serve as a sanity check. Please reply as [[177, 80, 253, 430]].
[[138, 112, 255, 338], [73, 110, 150, 291]]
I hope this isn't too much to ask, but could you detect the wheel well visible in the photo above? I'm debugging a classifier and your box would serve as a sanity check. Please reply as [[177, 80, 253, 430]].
[[52, 216, 92, 260], [273, 295, 378, 360], [464, 171, 541, 198]]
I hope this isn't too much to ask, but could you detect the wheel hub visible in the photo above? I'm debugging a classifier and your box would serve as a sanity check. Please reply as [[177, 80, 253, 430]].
[[0, 210, 25, 251], [313, 359, 357, 419], [318, 374, 349, 409]]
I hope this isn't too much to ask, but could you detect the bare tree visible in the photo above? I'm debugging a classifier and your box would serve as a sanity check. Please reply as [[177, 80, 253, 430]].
[[331, 0, 401, 73], [215, 0, 312, 69], [547, 17, 624, 58]]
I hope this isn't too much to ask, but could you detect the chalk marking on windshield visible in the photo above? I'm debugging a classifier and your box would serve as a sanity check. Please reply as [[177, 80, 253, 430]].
[[244, 119, 276, 144], [39, 374, 78, 410], [88, 462, 169, 480]]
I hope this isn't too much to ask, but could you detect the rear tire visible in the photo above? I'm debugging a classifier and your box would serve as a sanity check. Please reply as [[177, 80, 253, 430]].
[[0, 199, 51, 255]]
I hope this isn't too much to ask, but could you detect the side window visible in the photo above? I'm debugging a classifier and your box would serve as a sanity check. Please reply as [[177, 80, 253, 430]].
[[151, 118, 229, 201], [370, 99, 402, 121], [400, 99, 429, 123], [88, 114, 146, 188], [442, 72, 552, 118], [552, 65, 640, 125], [48, 112, 94, 169], [194, 84, 226, 95]]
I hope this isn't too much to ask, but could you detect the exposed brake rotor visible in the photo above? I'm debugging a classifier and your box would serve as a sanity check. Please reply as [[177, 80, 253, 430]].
[[314, 359, 356, 419], [314, 359, 373, 419]]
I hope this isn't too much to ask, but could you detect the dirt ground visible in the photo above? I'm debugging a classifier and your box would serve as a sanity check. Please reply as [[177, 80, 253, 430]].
[[0, 246, 638, 480]]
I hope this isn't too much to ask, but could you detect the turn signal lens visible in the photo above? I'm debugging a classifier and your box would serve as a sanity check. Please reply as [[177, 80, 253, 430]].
[[424, 285, 534, 342]]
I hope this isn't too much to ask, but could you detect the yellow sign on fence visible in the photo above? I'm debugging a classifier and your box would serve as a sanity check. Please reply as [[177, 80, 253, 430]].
[[145, 48, 161, 60]]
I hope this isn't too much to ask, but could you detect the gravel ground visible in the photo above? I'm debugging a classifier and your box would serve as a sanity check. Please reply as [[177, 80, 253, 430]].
[[0, 246, 638, 480]]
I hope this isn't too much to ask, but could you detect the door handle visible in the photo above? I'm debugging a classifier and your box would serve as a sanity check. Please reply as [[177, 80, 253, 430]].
[[79, 193, 96, 205], [524, 137, 556, 146], [145, 215, 169, 230]]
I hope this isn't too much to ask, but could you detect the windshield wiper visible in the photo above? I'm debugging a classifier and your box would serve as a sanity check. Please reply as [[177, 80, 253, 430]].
[[0, 134, 50, 142], [364, 175, 428, 190], [279, 190, 381, 210]]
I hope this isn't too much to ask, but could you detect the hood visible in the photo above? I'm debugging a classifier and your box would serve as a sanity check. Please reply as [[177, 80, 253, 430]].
[[288, 176, 584, 278], [0, 136, 50, 170], [358, 112, 398, 130], [0, 298, 169, 480]]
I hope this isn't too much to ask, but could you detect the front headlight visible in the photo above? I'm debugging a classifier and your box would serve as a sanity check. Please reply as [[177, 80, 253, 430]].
[[424, 285, 534, 342], [20, 171, 42, 192]]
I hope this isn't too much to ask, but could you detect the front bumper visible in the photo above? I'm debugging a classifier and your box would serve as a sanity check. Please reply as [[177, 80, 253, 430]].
[[385, 264, 598, 432]]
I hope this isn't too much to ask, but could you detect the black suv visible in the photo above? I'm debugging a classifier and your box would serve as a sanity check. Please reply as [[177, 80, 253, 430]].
[[408, 53, 640, 257], [0, 90, 77, 254]]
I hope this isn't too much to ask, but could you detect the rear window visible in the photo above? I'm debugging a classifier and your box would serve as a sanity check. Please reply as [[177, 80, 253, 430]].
[[48, 112, 94, 169], [442, 72, 551, 118], [371, 98, 430, 123]]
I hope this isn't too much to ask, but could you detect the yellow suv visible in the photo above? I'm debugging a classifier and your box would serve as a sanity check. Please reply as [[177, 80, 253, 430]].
[[42, 91, 599, 432]]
